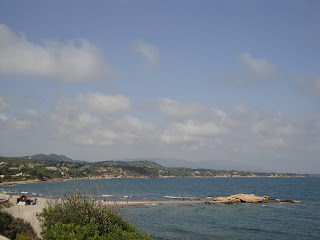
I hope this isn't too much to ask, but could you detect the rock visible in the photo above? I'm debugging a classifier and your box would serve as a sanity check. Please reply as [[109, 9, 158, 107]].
[[211, 194, 296, 204], [213, 197, 226, 201], [279, 199, 295, 203], [213, 194, 271, 204]]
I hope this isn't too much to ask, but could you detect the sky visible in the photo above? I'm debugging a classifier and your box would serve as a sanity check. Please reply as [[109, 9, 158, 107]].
[[0, 0, 319, 173]]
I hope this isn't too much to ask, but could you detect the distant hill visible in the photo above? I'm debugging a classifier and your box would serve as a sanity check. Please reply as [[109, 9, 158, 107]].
[[14, 155, 291, 173], [115, 158, 260, 171], [113, 158, 193, 168], [20, 155, 256, 171], [28, 154, 74, 162], [100, 160, 164, 168], [0, 154, 315, 184]]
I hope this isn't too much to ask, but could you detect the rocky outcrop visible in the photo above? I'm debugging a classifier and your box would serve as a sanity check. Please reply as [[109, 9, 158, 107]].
[[213, 193, 272, 204]]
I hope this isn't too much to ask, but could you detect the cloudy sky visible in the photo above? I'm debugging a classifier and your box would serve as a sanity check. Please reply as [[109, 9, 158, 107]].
[[0, 1, 319, 173]]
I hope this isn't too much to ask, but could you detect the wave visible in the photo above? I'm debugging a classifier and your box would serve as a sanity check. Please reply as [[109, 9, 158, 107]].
[[145, 203, 158, 206], [164, 195, 193, 199]]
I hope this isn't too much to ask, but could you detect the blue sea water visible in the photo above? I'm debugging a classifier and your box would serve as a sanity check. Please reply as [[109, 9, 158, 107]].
[[1, 177, 320, 239]]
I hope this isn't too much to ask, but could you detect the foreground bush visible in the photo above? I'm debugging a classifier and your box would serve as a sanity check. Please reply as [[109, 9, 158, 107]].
[[0, 211, 38, 240], [40, 192, 151, 240]]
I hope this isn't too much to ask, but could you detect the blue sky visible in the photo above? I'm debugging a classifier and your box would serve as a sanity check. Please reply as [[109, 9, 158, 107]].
[[0, 0, 319, 173]]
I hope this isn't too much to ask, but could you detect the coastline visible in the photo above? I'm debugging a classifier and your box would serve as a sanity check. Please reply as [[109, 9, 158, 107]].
[[0, 174, 308, 187], [0, 179, 43, 186]]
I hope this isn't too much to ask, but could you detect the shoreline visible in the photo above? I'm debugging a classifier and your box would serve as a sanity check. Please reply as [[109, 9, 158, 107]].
[[0, 175, 308, 187], [0, 179, 44, 186]]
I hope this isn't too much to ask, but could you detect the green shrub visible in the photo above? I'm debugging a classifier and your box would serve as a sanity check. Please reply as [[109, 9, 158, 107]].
[[0, 211, 38, 240], [40, 192, 151, 240], [42, 223, 101, 240], [16, 234, 37, 240]]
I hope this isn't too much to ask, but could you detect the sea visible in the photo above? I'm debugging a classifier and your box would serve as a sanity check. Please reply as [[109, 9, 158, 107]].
[[1, 177, 320, 240]]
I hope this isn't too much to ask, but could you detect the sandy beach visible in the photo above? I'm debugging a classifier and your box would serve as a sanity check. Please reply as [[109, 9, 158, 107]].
[[0, 193, 48, 238]]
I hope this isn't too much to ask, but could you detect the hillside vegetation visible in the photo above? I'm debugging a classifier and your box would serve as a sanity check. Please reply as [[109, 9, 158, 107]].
[[0, 154, 310, 183]]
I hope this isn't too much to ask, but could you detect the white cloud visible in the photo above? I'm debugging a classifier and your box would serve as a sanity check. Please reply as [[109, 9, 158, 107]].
[[117, 115, 156, 132], [154, 99, 235, 149], [238, 52, 278, 82], [160, 106, 232, 149], [155, 98, 205, 118], [0, 96, 32, 130], [78, 93, 131, 115], [262, 137, 286, 148], [174, 120, 227, 136], [294, 75, 320, 97], [134, 40, 159, 69], [209, 108, 234, 125], [0, 113, 8, 122], [47, 94, 311, 153], [232, 104, 248, 114], [161, 120, 228, 147], [154, 98, 311, 152], [0, 97, 9, 112], [50, 93, 157, 146], [9, 119, 30, 130], [250, 112, 302, 148], [22, 108, 39, 119], [0, 24, 115, 82]]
